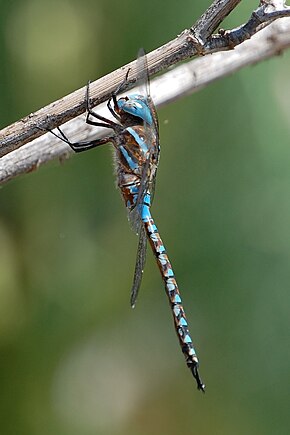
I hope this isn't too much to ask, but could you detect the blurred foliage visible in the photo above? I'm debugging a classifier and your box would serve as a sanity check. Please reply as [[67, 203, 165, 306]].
[[1, 1, 290, 434]]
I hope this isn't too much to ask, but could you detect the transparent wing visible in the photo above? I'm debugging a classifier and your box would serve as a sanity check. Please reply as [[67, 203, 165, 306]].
[[136, 48, 159, 134], [129, 49, 159, 305], [130, 224, 147, 307], [129, 48, 159, 229], [135, 48, 150, 99]]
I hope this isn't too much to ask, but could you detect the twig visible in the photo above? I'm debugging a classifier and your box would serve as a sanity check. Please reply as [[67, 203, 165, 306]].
[[204, 0, 290, 51], [0, 0, 290, 185], [0, 0, 242, 157], [1, 0, 289, 158]]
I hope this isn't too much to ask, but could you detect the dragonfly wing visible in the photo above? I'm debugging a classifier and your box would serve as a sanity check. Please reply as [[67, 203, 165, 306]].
[[129, 48, 159, 303], [136, 48, 149, 99], [129, 146, 156, 304], [130, 224, 147, 307]]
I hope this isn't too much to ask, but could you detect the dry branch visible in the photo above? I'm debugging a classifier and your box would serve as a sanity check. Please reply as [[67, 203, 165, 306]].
[[0, 0, 290, 185]]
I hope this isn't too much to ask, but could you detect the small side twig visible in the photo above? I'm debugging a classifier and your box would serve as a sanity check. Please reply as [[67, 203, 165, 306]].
[[204, 0, 290, 51]]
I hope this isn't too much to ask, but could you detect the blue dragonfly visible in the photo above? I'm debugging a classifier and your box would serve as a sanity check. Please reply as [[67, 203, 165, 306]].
[[47, 49, 205, 392]]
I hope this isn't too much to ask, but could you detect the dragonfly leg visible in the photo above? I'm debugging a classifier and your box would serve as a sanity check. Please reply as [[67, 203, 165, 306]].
[[38, 79, 121, 150], [111, 68, 131, 111], [45, 126, 113, 152], [65, 136, 113, 153], [108, 68, 132, 122], [38, 124, 113, 152], [85, 81, 120, 129], [107, 97, 121, 122], [106, 68, 132, 122], [113, 68, 131, 96]]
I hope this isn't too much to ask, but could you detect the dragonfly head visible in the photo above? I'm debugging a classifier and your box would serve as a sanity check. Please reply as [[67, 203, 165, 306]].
[[117, 94, 153, 125]]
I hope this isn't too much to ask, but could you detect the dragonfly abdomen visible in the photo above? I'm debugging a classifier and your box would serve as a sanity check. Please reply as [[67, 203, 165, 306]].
[[141, 195, 205, 391]]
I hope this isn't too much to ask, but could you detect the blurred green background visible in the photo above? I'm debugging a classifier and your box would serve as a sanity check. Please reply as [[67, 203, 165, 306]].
[[1, 1, 290, 434]]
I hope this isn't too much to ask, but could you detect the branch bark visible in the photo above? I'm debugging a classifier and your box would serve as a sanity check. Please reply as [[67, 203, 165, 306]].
[[0, 0, 290, 184]]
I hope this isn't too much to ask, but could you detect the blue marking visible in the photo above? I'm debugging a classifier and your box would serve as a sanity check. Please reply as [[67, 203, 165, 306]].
[[129, 185, 139, 194], [120, 146, 138, 170], [184, 334, 192, 344], [131, 194, 138, 207], [141, 204, 150, 220], [127, 127, 149, 154], [174, 294, 182, 304], [144, 193, 151, 206], [157, 245, 165, 254], [117, 95, 153, 125], [141, 193, 152, 220], [180, 317, 188, 326]]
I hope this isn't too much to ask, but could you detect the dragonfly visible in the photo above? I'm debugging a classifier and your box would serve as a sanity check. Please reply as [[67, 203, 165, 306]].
[[47, 49, 205, 392]]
